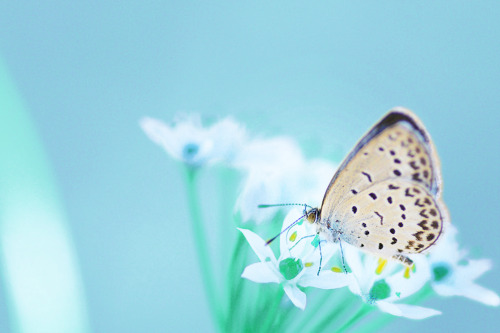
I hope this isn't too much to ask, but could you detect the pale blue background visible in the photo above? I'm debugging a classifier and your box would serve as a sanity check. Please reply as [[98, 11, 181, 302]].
[[1, 1, 499, 332]]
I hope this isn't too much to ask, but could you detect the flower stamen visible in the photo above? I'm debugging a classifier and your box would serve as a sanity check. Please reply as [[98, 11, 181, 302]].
[[331, 266, 343, 273], [375, 258, 387, 275]]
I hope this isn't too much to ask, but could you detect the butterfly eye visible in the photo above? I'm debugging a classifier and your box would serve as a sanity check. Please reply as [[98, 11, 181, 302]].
[[306, 209, 318, 224]]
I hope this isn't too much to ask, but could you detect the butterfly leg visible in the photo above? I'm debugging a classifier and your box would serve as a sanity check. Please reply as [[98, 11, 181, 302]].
[[338, 237, 348, 274], [317, 234, 323, 276], [288, 234, 316, 252], [392, 254, 414, 266]]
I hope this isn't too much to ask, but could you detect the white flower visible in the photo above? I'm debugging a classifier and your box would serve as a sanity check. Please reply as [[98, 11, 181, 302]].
[[344, 244, 441, 319], [427, 224, 500, 306], [140, 115, 246, 167], [233, 137, 337, 224], [240, 209, 351, 310]]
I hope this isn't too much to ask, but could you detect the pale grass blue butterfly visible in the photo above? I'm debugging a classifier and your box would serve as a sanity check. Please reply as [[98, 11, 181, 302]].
[[304, 107, 450, 266]]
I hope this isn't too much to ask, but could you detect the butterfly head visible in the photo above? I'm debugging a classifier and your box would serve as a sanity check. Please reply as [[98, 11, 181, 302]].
[[306, 207, 320, 224]]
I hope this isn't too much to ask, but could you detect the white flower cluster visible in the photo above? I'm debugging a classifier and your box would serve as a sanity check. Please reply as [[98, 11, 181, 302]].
[[240, 214, 500, 318], [140, 114, 247, 167], [140, 114, 499, 322], [140, 114, 336, 223]]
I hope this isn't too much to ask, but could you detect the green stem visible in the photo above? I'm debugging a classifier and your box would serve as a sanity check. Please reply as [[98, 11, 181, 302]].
[[274, 302, 296, 331], [184, 167, 222, 330], [292, 288, 350, 333], [291, 291, 329, 333], [260, 286, 285, 331], [224, 230, 248, 332], [336, 303, 373, 333], [308, 292, 359, 332]]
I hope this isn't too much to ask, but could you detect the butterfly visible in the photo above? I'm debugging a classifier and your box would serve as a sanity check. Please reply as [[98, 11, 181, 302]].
[[305, 107, 449, 266]]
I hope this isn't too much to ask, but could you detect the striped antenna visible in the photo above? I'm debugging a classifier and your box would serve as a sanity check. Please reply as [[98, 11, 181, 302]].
[[265, 213, 307, 245], [258, 203, 313, 210]]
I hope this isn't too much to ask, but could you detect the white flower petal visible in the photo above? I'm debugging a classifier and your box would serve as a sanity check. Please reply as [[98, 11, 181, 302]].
[[343, 243, 377, 294], [162, 115, 211, 165], [233, 137, 303, 172], [458, 259, 493, 282], [238, 228, 277, 263], [141, 115, 245, 167], [233, 137, 336, 224], [140, 117, 177, 157], [428, 224, 461, 263], [386, 255, 431, 301], [208, 117, 247, 163], [347, 278, 362, 296], [299, 271, 351, 289], [280, 209, 310, 258], [435, 282, 500, 306], [283, 284, 307, 310], [432, 283, 459, 297], [459, 283, 500, 306], [235, 170, 284, 223], [377, 301, 441, 319], [235, 137, 303, 214], [342, 243, 364, 276], [280, 210, 299, 257], [287, 159, 338, 207], [241, 262, 281, 284]]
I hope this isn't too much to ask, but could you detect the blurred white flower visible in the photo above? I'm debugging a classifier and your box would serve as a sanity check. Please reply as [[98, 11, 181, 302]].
[[240, 209, 351, 310], [344, 244, 441, 319], [140, 115, 246, 167], [234, 137, 337, 224], [427, 224, 500, 306]]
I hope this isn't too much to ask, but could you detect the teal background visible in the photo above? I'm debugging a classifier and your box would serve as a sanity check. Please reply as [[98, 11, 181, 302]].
[[1, 1, 499, 332]]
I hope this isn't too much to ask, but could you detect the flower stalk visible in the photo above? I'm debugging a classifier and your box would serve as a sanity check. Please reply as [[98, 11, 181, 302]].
[[184, 167, 222, 330]]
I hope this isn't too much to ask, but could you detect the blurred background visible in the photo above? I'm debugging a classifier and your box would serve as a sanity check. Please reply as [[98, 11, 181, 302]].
[[0, 1, 499, 332]]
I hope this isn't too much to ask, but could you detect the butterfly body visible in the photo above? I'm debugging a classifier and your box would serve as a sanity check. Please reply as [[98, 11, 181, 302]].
[[307, 108, 449, 266]]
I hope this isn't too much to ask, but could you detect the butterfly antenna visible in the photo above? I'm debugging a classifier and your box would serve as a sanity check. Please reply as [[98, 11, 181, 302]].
[[265, 213, 306, 245], [258, 203, 313, 210], [259, 203, 314, 216]]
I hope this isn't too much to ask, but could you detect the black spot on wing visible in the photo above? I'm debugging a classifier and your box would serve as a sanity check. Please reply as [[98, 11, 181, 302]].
[[418, 220, 429, 230], [409, 161, 420, 170], [420, 210, 429, 218], [362, 172, 372, 183]]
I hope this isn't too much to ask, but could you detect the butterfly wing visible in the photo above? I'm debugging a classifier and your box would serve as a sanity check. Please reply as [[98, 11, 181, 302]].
[[335, 180, 445, 258], [318, 107, 449, 259]]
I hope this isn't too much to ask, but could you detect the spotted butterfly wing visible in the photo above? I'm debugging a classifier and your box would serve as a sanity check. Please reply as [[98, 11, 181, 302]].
[[316, 107, 449, 265]]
